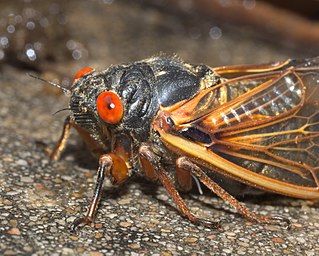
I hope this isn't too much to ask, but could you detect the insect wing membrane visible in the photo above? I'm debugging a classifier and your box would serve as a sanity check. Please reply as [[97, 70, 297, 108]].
[[165, 58, 319, 198]]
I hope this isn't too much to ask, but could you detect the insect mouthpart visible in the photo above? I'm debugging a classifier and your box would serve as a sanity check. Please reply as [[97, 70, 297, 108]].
[[70, 96, 98, 131]]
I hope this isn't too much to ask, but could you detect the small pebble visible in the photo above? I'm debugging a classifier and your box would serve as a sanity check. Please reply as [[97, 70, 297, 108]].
[[272, 237, 284, 243], [185, 237, 198, 243], [119, 221, 132, 227], [8, 228, 21, 236], [129, 243, 140, 249], [95, 233, 103, 239]]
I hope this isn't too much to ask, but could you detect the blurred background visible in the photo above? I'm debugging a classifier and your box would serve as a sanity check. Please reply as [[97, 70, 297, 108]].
[[1, 1, 319, 255], [1, 0, 319, 81]]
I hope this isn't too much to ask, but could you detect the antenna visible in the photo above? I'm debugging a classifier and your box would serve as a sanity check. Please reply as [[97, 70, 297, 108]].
[[27, 73, 71, 96], [53, 107, 72, 115]]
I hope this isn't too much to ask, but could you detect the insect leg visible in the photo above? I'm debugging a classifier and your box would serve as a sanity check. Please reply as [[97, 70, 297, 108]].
[[71, 153, 129, 231], [139, 145, 220, 228], [50, 116, 72, 160], [176, 156, 291, 228], [50, 116, 107, 161], [176, 160, 192, 191]]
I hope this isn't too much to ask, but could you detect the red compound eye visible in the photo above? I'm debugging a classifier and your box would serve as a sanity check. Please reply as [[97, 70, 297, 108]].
[[96, 91, 123, 124], [74, 67, 93, 80]]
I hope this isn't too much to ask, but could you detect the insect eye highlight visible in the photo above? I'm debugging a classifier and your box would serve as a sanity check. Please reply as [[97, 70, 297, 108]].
[[96, 91, 123, 124], [74, 67, 94, 80]]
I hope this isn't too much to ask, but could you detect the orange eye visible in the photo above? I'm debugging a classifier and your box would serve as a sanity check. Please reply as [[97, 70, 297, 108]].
[[74, 67, 93, 80], [96, 91, 123, 124]]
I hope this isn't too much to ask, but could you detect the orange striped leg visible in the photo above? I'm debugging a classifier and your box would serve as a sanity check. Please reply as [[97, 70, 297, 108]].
[[139, 144, 220, 228], [177, 156, 291, 228]]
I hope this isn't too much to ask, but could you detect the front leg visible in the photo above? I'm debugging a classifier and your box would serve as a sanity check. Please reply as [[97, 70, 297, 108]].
[[50, 116, 106, 161], [71, 153, 129, 231], [139, 144, 219, 228], [50, 116, 72, 161]]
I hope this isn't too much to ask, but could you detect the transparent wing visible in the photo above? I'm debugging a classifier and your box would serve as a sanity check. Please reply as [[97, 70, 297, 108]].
[[161, 57, 319, 197]]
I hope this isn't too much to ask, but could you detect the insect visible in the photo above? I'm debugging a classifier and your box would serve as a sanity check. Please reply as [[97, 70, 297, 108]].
[[32, 55, 319, 230]]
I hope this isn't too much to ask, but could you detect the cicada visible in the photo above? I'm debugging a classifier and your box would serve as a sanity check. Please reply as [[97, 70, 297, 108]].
[[33, 55, 319, 230]]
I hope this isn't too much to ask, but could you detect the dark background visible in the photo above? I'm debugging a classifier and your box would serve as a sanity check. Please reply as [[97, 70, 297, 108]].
[[1, 1, 318, 255]]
